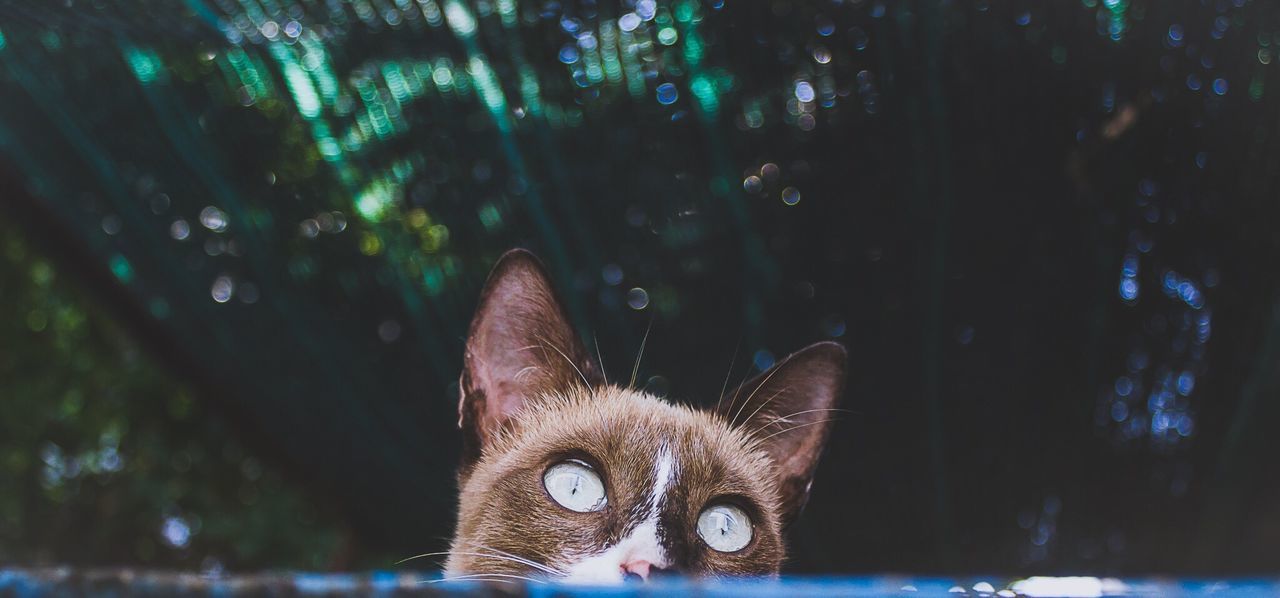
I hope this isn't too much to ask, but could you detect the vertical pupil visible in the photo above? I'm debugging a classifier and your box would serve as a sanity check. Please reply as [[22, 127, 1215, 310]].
[[569, 474, 581, 495]]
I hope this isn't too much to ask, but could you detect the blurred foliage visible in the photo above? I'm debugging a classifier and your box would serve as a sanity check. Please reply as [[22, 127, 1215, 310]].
[[0, 215, 351, 570], [0, 0, 1278, 576]]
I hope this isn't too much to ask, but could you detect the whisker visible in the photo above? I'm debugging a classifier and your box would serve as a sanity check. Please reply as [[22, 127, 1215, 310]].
[[447, 573, 544, 584], [749, 408, 852, 437], [396, 550, 564, 576], [471, 545, 566, 575], [740, 387, 789, 431], [533, 336, 590, 388], [723, 363, 755, 426], [714, 339, 742, 414], [395, 551, 450, 565], [427, 573, 529, 585], [755, 418, 840, 443], [629, 317, 653, 388], [442, 572, 546, 584], [730, 360, 789, 428], [513, 365, 540, 383], [593, 333, 608, 386]]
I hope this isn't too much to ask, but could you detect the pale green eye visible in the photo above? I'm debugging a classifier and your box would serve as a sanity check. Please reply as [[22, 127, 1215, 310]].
[[697, 503, 753, 552], [543, 460, 607, 512]]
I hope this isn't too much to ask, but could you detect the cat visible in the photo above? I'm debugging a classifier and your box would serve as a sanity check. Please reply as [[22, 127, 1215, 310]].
[[444, 249, 846, 584]]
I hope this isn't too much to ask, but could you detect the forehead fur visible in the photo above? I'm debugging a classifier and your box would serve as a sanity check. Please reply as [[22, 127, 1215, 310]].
[[486, 385, 776, 476]]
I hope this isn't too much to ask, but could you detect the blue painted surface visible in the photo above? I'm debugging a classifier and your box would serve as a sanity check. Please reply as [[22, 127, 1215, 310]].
[[1, 570, 1279, 597]]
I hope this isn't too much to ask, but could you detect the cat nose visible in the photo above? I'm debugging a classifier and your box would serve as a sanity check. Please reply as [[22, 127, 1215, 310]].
[[620, 559, 666, 581], [620, 559, 650, 580], [621, 560, 677, 582]]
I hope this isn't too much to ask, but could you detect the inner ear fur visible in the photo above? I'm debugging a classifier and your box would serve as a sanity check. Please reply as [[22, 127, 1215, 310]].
[[717, 341, 846, 522], [457, 249, 602, 477]]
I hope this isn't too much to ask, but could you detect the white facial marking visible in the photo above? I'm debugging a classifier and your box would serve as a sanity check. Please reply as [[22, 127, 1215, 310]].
[[561, 444, 677, 584], [651, 443, 675, 512]]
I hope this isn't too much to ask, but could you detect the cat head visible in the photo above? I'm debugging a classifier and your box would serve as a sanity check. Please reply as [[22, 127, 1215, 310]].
[[446, 249, 845, 584]]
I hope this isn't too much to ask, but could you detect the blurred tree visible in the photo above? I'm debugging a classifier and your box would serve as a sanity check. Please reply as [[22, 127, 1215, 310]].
[[0, 214, 365, 570]]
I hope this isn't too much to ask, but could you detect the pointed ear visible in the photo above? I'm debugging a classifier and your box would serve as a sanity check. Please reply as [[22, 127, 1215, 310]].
[[717, 342, 846, 523], [458, 249, 602, 474]]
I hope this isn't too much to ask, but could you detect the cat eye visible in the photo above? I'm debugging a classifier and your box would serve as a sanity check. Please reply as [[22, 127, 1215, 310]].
[[543, 460, 607, 512], [697, 503, 753, 553]]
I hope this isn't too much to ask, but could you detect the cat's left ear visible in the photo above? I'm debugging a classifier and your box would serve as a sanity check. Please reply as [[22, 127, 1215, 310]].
[[457, 249, 603, 476], [717, 341, 846, 523]]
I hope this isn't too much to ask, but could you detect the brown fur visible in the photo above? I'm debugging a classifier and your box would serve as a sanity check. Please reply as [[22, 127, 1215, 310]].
[[445, 249, 845, 580], [448, 385, 785, 576]]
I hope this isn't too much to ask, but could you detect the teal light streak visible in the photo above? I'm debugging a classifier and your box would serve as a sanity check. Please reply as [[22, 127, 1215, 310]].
[[421, 0, 444, 26], [184, 0, 458, 393], [383, 63, 411, 104], [246, 52, 276, 100], [311, 121, 343, 158], [355, 77, 395, 139], [122, 45, 164, 85], [108, 254, 134, 283], [520, 69, 544, 116], [675, 0, 696, 23], [352, 113, 373, 145], [600, 21, 624, 84], [583, 42, 605, 84], [435, 0, 585, 332], [478, 203, 503, 231], [300, 38, 341, 108], [619, 30, 647, 99], [684, 28, 705, 67], [226, 47, 269, 101], [431, 59, 455, 92], [469, 56, 512, 132], [496, 0, 517, 28], [453, 68, 473, 97], [285, 61, 321, 118], [1103, 0, 1129, 41], [443, 0, 477, 38], [272, 44, 322, 119], [690, 74, 718, 119], [678, 3, 718, 121], [236, 0, 270, 30], [400, 62, 426, 98], [355, 179, 399, 222], [412, 62, 433, 95]]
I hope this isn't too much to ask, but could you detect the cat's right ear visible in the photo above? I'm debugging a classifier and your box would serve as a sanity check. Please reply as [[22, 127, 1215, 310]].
[[717, 342, 846, 524], [457, 249, 602, 475]]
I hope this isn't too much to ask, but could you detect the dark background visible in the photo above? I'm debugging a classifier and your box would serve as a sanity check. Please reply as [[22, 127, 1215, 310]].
[[0, 0, 1277, 576]]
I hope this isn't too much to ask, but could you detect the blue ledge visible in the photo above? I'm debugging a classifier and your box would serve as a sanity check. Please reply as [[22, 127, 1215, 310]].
[[1, 570, 1278, 597]]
